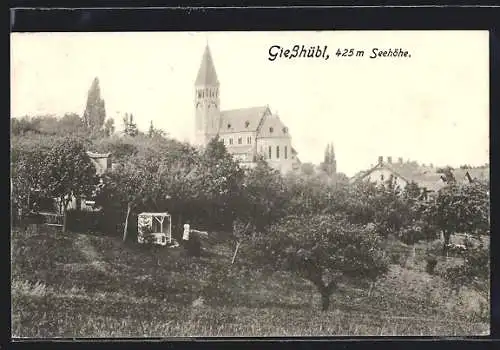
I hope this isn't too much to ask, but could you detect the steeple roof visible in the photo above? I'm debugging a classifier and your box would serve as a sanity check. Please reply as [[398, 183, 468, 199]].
[[195, 45, 219, 86]]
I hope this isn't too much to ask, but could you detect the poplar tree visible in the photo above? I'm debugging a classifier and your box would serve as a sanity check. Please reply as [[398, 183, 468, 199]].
[[82, 77, 107, 132]]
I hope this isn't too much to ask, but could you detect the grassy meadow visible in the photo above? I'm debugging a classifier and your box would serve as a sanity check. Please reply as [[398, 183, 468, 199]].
[[11, 226, 489, 338]]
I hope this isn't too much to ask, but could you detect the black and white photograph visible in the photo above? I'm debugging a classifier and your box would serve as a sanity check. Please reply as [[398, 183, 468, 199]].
[[10, 30, 490, 337]]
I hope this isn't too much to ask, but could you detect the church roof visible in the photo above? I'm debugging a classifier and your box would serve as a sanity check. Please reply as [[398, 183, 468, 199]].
[[195, 45, 219, 86], [218, 106, 270, 134]]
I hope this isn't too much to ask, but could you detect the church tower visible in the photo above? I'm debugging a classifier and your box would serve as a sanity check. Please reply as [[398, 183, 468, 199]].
[[194, 44, 221, 146]]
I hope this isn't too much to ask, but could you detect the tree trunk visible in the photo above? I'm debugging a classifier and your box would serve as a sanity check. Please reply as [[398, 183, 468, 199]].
[[442, 230, 451, 256], [321, 290, 331, 311], [123, 202, 132, 242], [231, 241, 241, 265], [62, 206, 68, 233]]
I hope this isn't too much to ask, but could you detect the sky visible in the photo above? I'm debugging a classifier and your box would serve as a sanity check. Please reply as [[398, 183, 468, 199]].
[[11, 31, 489, 176]]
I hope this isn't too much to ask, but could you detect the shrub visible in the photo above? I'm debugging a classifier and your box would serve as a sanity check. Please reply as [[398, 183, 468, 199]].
[[425, 257, 438, 275]]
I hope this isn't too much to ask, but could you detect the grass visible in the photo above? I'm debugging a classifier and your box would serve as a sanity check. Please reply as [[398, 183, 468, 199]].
[[11, 226, 490, 338]]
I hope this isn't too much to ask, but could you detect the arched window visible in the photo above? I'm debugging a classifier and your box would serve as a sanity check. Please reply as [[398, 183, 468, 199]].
[[276, 146, 280, 159], [229, 138, 233, 145], [197, 90, 202, 98], [268, 146, 272, 159], [284, 146, 288, 159]]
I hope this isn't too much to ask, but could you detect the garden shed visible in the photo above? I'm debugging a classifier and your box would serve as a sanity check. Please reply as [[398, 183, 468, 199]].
[[137, 212, 172, 246]]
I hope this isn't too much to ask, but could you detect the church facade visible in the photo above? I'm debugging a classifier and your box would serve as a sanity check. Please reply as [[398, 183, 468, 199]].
[[194, 45, 300, 174]]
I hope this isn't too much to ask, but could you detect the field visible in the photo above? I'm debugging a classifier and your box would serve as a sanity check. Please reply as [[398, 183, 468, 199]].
[[11, 226, 489, 338]]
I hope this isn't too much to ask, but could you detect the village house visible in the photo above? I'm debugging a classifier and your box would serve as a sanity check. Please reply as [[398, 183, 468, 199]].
[[350, 156, 490, 197], [193, 44, 301, 174], [350, 156, 445, 194]]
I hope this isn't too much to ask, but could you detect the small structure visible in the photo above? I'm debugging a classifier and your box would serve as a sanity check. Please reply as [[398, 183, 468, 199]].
[[137, 212, 172, 246]]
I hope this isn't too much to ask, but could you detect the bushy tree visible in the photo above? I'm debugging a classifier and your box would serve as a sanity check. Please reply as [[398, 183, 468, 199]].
[[191, 137, 244, 229], [95, 161, 152, 241], [443, 238, 489, 296], [424, 181, 489, 255], [237, 156, 289, 232], [11, 149, 47, 218], [251, 214, 389, 311], [41, 137, 99, 232]]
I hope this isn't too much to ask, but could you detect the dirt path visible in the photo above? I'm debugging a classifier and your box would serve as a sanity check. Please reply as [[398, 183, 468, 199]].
[[73, 233, 116, 275]]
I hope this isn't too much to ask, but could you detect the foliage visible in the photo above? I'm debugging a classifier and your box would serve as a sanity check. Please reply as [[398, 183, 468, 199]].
[[442, 239, 489, 297], [122, 113, 138, 137], [252, 214, 389, 311], [424, 182, 490, 254], [11, 114, 88, 137], [238, 156, 289, 231], [82, 77, 106, 132], [41, 137, 99, 231], [11, 148, 47, 215], [104, 118, 115, 137]]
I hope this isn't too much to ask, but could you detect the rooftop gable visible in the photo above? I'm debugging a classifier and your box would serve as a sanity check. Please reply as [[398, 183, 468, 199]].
[[219, 106, 270, 134]]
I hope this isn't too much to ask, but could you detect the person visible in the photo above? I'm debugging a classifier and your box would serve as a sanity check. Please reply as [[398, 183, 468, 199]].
[[182, 222, 208, 257]]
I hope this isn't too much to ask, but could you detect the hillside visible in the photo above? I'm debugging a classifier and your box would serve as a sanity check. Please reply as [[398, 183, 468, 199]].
[[11, 227, 489, 337]]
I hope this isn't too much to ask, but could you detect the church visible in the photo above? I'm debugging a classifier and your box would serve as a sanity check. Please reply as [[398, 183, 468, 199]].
[[194, 44, 301, 174]]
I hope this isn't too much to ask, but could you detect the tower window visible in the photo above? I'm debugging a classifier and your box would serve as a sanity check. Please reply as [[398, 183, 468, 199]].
[[269, 127, 274, 133], [284, 146, 288, 159], [247, 136, 252, 144], [245, 121, 250, 128], [283, 127, 288, 134], [380, 174, 384, 181], [238, 137, 242, 145], [268, 146, 272, 159], [229, 138, 233, 145], [276, 146, 280, 159], [227, 123, 231, 129]]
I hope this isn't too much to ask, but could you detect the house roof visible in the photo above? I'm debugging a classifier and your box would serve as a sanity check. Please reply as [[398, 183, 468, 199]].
[[350, 162, 447, 191], [86, 151, 111, 159], [258, 113, 291, 139], [195, 45, 219, 86], [218, 106, 270, 134], [452, 167, 489, 183]]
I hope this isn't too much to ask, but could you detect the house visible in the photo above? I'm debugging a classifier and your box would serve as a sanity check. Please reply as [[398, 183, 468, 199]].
[[350, 156, 447, 195], [193, 44, 301, 174], [450, 166, 489, 185]]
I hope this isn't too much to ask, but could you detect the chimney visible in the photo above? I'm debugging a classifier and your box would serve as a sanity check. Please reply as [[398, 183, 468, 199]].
[[378, 156, 383, 165], [387, 156, 392, 164], [398, 157, 403, 164]]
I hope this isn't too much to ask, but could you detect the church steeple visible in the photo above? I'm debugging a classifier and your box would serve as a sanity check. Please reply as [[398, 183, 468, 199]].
[[195, 44, 219, 87], [194, 44, 221, 146]]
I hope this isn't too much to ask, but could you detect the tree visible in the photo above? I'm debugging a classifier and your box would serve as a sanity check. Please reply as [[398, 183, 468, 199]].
[[253, 215, 389, 311], [148, 120, 167, 138], [95, 158, 161, 241], [191, 137, 244, 229], [104, 118, 115, 137], [238, 156, 289, 232], [424, 181, 490, 255], [82, 77, 106, 132], [122, 113, 138, 137], [41, 137, 99, 232], [11, 149, 47, 218]]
